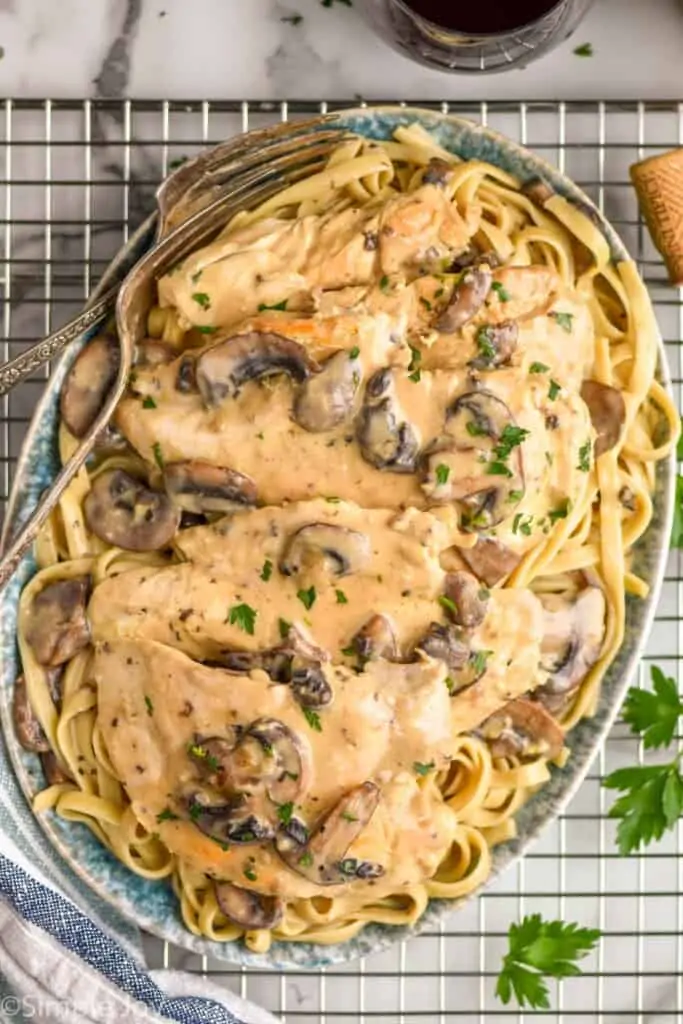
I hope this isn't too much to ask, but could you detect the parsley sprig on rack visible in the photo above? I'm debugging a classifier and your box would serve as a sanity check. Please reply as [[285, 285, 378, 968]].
[[603, 666, 683, 855], [496, 914, 600, 1010]]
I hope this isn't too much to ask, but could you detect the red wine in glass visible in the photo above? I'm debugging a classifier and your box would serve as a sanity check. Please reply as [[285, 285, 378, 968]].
[[402, 0, 563, 33]]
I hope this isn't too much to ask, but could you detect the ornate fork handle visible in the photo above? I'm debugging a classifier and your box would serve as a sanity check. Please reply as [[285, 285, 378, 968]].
[[0, 285, 118, 398]]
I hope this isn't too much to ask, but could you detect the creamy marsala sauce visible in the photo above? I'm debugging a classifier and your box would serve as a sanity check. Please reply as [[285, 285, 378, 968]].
[[84, 166, 606, 905]]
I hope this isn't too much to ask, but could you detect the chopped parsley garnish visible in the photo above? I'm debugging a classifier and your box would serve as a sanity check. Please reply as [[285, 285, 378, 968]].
[[512, 513, 533, 536], [438, 594, 458, 615], [196, 325, 218, 334], [475, 325, 497, 363], [341, 811, 358, 822], [413, 760, 435, 776], [577, 440, 592, 472], [487, 461, 514, 478], [491, 281, 511, 302], [444, 675, 456, 695], [260, 559, 273, 582], [257, 299, 288, 312], [408, 345, 422, 372], [188, 743, 220, 772], [548, 379, 562, 401], [188, 802, 202, 822], [277, 802, 295, 826], [470, 649, 493, 675], [335, 589, 348, 604], [156, 807, 178, 823], [228, 602, 257, 635], [341, 645, 356, 657], [507, 489, 524, 503], [435, 463, 450, 486], [493, 425, 530, 462], [349, 345, 360, 359], [243, 864, 258, 881], [529, 361, 550, 374], [192, 291, 211, 310], [551, 311, 574, 333], [466, 420, 488, 438], [302, 707, 322, 732], [573, 42, 594, 57], [152, 442, 164, 470], [297, 586, 316, 611], [379, 274, 390, 293], [191, 270, 202, 284], [325, 495, 340, 503], [420, 296, 433, 311], [549, 499, 572, 523], [408, 368, 422, 383], [299, 851, 314, 867], [142, 395, 157, 409], [144, 695, 154, 716], [278, 617, 291, 640]]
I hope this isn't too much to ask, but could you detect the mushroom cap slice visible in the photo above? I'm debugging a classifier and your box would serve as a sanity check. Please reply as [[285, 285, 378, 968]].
[[468, 321, 519, 370], [13, 675, 50, 752], [536, 587, 606, 712], [351, 614, 399, 663], [24, 577, 91, 667], [415, 622, 469, 673], [479, 697, 564, 761], [293, 349, 363, 433], [276, 781, 384, 886], [196, 332, 319, 406], [214, 881, 284, 930], [442, 571, 489, 629], [357, 369, 420, 474], [422, 157, 454, 187], [60, 334, 119, 438], [580, 380, 626, 458], [459, 538, 521, 587], [436, 265, 492, 334], [290, 665, 333, 708], [41, 750, 72, 786], [189, 791, 276, 846], [280, 522, 371, 578], [84, 469, 180, 551], [164, 460, 257, 514]]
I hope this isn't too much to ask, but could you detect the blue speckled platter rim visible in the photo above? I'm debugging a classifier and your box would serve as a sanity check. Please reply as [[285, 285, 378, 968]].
[[0, 107, 675, 970]]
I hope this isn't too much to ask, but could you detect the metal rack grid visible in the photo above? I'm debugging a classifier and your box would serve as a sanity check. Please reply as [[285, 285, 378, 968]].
[[0, 98, 681, 1024]]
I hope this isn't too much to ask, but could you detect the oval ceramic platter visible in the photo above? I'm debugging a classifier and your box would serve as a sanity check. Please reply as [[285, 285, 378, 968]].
[[0, 108, 675, 970]]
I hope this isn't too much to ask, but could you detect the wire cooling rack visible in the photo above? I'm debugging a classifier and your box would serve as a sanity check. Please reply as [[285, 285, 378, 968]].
[[0, 98, 682, 1023]]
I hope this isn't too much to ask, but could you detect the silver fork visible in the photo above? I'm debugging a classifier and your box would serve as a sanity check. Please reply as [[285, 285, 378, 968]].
[[0, 117, 348, 589]]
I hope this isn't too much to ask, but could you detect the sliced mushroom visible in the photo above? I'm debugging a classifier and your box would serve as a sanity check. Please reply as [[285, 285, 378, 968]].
[[136, 339, 176, 367], [459, 538, 521, 587], [84, 469, 180, 551], [60, 334, 119, 438], [214, 881, 284, 930], [290, 665, 333, 708], [280, 523, 371, 578], [535, 587, 606, 714], [41, 750, 72, 786], [176, 355, 197, 393], [164, 461, 257, 514], [428, 391, 525, 527], [422, 157, 453, 187], [188, 791, 275, 846], [580, 380, 626, 458], [24, 578, 90, 667], [276, 781, 384, 886], [468, 321, 519, 370], [436, 265, 492, 334], [357, 369, 420, 473], [196, 332, 319, 406], [416, 622, 469, 673], [443, 571, 489, 629], [13, 674, 50, 752], [479, 697, 564, 761], [249, 718, 311, 805], [351, 614, 399, 663], [293, 349, 363, 432]]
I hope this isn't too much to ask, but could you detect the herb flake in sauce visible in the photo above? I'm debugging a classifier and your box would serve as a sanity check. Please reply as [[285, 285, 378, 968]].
[[260, 559, 273, 582], [156, 806, 178, 822], [192, 292, 211, 310], [529, 362, 550, 374], [144, 695, 154, 716], [491, 281, 511, 302], [435, 463, 450, 485], [142, 396, 157, 409], [152, 442, 164, 470], [551, 311, 574, 333], [297, 586, 317, 611], [335, 589, 348, 604], [257, 299, 288, 312], [577, 440, 592, 472], [302, 707, 322, 732], [548, 379, 562, 401], [228, 603, 257, 635], [413, 760, 435, 776]]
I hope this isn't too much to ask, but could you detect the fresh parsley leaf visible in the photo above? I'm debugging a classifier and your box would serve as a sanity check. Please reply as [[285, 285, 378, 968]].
[[278, 617, 292, 640], [491, 281, 511, 302], [379, 274, 390, 293], [603, 761, 683, 855], [420, 296, 432, 311], [195, 325, 218, 334], [152, 442, 164, 470], [191, 270, 202, 284], [243, 863, 258, 881], [529, 361, 550, 374], [192, 291, 211, 310], [671, 475, 683, 548], [487, 461, 513, 478], [156, 806, 178, 823], [573, 42, 594, 57], [493, 424, 529, 461], [142, 395, 157, 409], [496, 913, 600, 1009], [551, 311, 574, 332], [475, 325, 497, 363], [349, 345, 360, 359], [297, 586, 316, 611], [341, 811, 358, 822], [435, 463, 450, 485], [577, 440, 592, 472], [335, 589, 348, 604], [260, 559, 273, 582], [408, 345, 422, 373], [466, 420, 488, 438], [438, 594, 458, 615], [622, 666, 683, 750], [303, 707, 322, 731], [470, 649, 493, 675], [548, 379, 562, 401], [408, 369, 422, 383], [277, 802, 295, 825], [229, 602, 257, 635], [257, 299, 288, 312], [299, 851, 314, 866], [548, 499, 571, 524], [507, 488, 524, 503], [144, 695, 154, 716], [340, 645, 356, 657], [512, 513, 533, 536], [413, 760, 435, 776]]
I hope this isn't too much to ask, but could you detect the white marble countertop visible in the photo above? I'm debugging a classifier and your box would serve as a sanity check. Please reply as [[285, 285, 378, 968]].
[[1, 0, 683, 103]]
